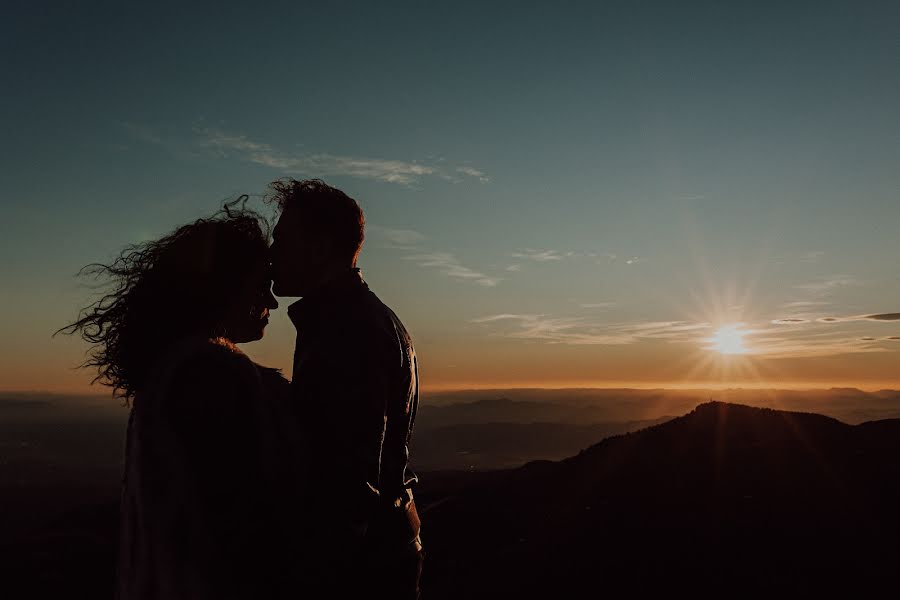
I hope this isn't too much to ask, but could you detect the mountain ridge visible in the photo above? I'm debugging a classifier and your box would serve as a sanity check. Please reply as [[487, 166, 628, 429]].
[[420, 400, 900, 598]]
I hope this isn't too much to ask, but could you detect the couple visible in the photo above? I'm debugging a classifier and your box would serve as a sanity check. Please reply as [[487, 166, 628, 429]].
[[61, 179, 424, 599]]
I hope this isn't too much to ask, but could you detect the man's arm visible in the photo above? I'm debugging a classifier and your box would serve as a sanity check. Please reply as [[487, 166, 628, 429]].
[[302, 327, 392, 524]]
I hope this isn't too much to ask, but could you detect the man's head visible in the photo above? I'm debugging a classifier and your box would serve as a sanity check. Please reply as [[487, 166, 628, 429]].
[[267, 178, 365, 297]]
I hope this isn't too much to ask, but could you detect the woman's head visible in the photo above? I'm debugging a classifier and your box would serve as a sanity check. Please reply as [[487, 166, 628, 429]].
[[58, 197, 277, 399]]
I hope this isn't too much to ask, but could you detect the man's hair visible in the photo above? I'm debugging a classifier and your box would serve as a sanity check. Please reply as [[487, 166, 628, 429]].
[[266, 178, 365, 266]]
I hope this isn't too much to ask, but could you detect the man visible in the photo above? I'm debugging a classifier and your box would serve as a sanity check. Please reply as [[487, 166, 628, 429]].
[[268, 178, 424, 599]]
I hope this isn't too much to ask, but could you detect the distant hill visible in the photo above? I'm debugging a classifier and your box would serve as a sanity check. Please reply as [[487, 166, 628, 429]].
[[412, 418, 673, 470], [420, 387, 900, 424], [420, 402, 900, 598]]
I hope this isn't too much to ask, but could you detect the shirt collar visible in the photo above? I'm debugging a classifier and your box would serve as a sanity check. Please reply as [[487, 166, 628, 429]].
[[287, 267, 368, 327]]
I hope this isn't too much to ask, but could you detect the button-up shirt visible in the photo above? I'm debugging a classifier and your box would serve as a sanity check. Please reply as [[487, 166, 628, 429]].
[[287, 267, 419, 520]]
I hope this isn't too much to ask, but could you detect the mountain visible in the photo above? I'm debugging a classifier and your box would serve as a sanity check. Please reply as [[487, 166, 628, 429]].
[[412, 418, 673, 470], [418, 402, 900, 598], [419, 387, 900, 424]]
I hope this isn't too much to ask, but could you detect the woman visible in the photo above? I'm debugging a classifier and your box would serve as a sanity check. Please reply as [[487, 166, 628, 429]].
[[59, 199, 298, 599]]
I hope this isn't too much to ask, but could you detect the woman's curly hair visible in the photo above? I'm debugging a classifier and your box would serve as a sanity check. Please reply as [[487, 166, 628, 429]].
[[56, 197, 271, 401]]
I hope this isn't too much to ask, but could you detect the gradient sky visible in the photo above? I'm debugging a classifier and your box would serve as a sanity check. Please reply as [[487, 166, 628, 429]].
[[2, 1, 899, 393]]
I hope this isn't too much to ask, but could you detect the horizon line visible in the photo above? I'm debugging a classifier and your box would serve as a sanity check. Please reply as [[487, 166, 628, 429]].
[[4, 382, 899, 398]]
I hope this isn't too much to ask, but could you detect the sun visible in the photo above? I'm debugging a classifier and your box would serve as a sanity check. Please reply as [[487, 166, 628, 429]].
[[707, 324, 750, 355]]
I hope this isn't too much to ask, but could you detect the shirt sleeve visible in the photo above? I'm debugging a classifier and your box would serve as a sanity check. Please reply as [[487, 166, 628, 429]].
[[296, 325, 391, 521]]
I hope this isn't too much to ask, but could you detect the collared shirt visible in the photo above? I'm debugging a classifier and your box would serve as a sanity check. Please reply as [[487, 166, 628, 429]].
[[287, 267, 419, 518]]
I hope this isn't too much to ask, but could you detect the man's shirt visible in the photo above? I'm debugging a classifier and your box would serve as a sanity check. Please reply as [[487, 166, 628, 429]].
[[287, 267, 419, 519]]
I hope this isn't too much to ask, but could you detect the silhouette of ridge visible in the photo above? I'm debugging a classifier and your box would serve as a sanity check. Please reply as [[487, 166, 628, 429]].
[[421, 401, 900, 598]]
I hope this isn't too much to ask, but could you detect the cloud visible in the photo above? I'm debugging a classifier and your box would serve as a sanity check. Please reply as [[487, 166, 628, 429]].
[[580, 302, 616, 309], [507, 249, 629, 266], [511, 249, 564, 262], [470, 313, 542, 324], [456, 166, 491, 183], [749, 333, 887, 359], [795, 312, 900, 324], [799, 251, 825, 263], [191, 127, 489, 186], [783, 301, 828, 309], [470, 314, 710, 345], [200, 129, 272, 153], [367, 224, 426, 249], [747, 314, 900, 358], [793, 275, 858, 295], [505, 264, 522, 272], [471, 308, 900, 357], [887, 337, 900, 341], [369, 226, 503, 290], [773, 309, 900, 325], [864, 313, 900, 321], [404, 252, 500, 287]]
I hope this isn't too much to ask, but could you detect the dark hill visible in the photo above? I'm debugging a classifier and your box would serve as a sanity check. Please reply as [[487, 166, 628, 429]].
[[420, 402, 900, 598], [411, 417, 673, 470]]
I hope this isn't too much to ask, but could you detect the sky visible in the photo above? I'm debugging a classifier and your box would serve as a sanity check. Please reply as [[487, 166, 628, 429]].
[[2, 1, 899, 393]]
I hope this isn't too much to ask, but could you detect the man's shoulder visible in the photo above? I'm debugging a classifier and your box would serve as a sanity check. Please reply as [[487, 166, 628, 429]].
[[304, 292, 403, 358]]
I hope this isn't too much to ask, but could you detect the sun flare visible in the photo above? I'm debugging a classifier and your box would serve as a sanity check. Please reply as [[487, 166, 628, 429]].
[[708, 324, 750, 355]]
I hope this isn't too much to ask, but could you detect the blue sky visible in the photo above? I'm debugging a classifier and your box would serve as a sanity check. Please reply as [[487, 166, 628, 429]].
[[2, 1, 899, 392]]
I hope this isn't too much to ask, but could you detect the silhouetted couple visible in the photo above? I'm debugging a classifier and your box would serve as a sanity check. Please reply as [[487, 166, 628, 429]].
[[61, 179, 424, 599]]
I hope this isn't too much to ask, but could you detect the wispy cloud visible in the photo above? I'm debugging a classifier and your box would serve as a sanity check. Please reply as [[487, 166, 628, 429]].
[[753, 334, 887, 359], [773, 312, 900, 324], [747, 326, 889, 359], [511, 249, 564, 262], [782, 300, 828, 310], [778, 275, 861, 319], [580, 302, 616, 309], [472, 307, 899, 357], [367, 224, 426, 249], [507, 249, 640, 267], [864, 313, 900, 321], [799, 250, 825, 263], [470, 313, 710, 345], [505, 264, 522, 272], [759, 308, 900, 358], [793, 275, 858, 295], [405, 252, 500, 287], [369, 225, 501, 289], [200, 129, 272, 153], [193, 127, 488, 186], [456, 166, 490, 183]]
